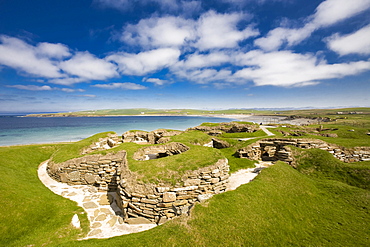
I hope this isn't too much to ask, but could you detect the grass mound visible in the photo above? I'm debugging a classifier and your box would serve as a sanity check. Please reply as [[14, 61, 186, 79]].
[[51, 132, 115, 163], [293, 147, 370, 190]]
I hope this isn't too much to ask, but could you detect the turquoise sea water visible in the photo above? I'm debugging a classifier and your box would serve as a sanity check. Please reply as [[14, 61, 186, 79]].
[[0, 116, 235, 146]]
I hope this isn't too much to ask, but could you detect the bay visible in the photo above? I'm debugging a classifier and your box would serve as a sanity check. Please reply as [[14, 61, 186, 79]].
[[0, 116, 234, 146]]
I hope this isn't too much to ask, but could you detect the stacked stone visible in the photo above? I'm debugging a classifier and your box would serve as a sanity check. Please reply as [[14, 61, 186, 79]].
[[82, 133, 123, 154], [117, 159, 229, 225], [187, 122, 259, 134], [133, 142, 190, 161], [320, 146, 370, 162], [122, 129, 182, 144], [237, 138, 370, 163], [47, 151, 126, 191]]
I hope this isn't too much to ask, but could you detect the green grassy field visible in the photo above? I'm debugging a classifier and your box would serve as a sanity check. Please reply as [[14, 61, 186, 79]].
[[1, 112, 370, 246]]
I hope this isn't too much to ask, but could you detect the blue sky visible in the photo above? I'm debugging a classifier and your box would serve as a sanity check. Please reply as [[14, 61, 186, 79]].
[[0, 0, 370, 113]]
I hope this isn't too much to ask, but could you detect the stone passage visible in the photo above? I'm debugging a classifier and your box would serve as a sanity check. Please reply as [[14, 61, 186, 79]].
[[237, 138, 370, 163], [117, 159, 229, 225], [47, 151, 126, 191], [133, 142, 190, 160]]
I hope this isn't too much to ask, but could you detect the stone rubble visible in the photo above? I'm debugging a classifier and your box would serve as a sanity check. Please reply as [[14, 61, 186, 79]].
[[237, 138, 370, 163]]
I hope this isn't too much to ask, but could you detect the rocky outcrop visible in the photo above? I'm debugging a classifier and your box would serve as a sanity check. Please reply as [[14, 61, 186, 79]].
[[133, 142, 190, 161], [187, 122, 259, 135], [47, 151, 126, 191], [122, 129, 182, 144], [237, 138, 370, 163]]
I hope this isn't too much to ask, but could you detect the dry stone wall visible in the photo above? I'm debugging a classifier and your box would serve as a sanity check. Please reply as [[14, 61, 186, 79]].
[[47, 151, 126, 191], [237, 138, 370, 163], [133, 142, 190, 160], [117, 158, 229, 225], [122, 129, 182, 144]]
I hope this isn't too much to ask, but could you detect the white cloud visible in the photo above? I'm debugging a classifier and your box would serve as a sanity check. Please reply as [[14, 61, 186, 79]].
[[60, 88, 85, 93], [107, 48, 181, 75], [0, 36, 62, 78], [60, 52, 118, 80], [174, 68, 233, 84], [326, 24, 370, 56], [144, 78, 172, 86], [7, 85, 53, 91], [36, 42, 71, 59], [93, 82, 147, 90], [121, 16, 196, 48], [119, 10, 258, 51], [195, 11, 259, 50], [234, 50, 370, 87], [312, 0, 370, 27], [255, 0, 370, 51], [177, 51, 232, 69], [254, 24, 316, 51]]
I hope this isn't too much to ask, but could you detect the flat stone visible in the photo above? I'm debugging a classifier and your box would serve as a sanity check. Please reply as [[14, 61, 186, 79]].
[[67, 192, 77, 197], [99, 194, 111, 205], [108, 217, 117, 227], [83, 196, 92, 202], [163, 192, 176, 202], [91, 222, 102, 228], [88, 229, 102, 237], [68, 171, 80, 181], [83, 201, 98, 209], [94, 209, 100, 217], [156, 187, 171, 193], [126, 217, 153, 225], [84, 173, 96, 184], [100, 208, 112, 215], [60, 173, 68, 183], [95, 214, 107, 221]]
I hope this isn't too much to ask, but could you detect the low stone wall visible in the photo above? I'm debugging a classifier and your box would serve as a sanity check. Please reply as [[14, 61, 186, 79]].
[[187, 122, 259, 136], [122, 129, 182, 144], [117, 158, 229, 225], [47, 151, 126, 191], [237, 138, 370, 163], [133, 142, 190, 160]]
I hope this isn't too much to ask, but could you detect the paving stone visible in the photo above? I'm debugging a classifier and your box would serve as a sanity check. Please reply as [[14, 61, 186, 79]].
[[91, 222, 102, 228], [108, 217, 117, 227], [95, 214, 107, 221], [88, 229, 102, 237], [83, 201, 98, 209]]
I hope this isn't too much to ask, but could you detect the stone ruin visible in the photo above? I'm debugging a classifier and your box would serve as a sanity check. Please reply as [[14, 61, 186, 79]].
[[82, 133, 122, 154], [133, 142, 190, 160], [122, 129, 182, 144], [47, 147, 229, 225], [237, 138, 370, 164], [47, 151, 126, 191], [187, 122, 259, 136]]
